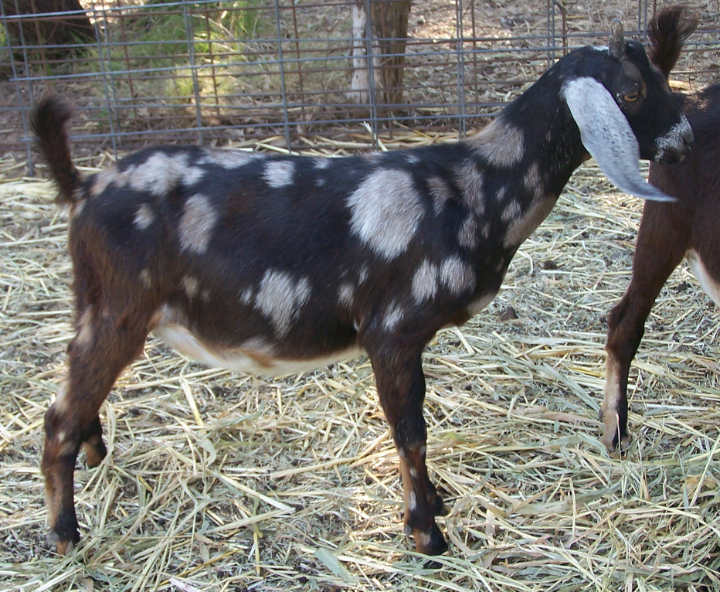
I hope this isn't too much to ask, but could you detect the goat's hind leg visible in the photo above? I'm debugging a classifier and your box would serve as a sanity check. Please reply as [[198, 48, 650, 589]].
[[369, 348, 448, 556], [81, 416, 107, 468], [43, 309, 149, 553]]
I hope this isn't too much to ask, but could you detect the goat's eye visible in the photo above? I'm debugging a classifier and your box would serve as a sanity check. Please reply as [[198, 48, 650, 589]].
[[623, 91, 640, 103]]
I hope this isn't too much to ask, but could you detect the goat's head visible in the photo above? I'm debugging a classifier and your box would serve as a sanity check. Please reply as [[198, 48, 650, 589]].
[[560, 21, 693, 201]]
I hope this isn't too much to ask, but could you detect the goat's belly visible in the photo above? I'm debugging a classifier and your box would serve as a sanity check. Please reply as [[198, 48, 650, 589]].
[[153, 324, 363, 376]]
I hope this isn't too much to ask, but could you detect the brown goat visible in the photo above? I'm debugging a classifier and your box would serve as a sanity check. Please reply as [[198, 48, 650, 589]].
[[602, 6, 720, 451]]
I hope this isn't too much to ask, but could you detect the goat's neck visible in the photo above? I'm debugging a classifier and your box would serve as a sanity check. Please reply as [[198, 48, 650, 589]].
[[462, 73, 588, 220]]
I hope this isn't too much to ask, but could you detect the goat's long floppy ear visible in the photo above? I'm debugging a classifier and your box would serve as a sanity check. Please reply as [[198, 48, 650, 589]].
[[563, 77, 675, 202]]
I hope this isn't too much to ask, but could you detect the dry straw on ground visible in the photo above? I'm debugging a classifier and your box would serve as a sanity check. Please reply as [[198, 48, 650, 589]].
[[0, 132, 718, 591]]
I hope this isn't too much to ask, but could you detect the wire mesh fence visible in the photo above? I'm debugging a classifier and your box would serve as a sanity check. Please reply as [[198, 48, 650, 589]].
[[2, 0, 720, 172]]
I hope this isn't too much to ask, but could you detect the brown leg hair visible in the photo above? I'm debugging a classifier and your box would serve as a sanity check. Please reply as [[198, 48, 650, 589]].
[[603, 202, 689, 452], [368, 348, 447, 555], [42, 305, 150, 553]]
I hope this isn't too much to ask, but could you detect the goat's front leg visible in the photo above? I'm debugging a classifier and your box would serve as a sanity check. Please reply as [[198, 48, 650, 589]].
[[368, 348, 447, 555], [603, 203, 688, 452]]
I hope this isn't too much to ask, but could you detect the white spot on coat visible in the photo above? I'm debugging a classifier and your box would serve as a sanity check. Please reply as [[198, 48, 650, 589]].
[[76, 307, 94, 348], [179, 194, 218, 253], [409, 491, 417, 511], [501, 199, 522, 222], [263, 160, 295, 188], [240, 287, 254, 305], [338, 283, 354, 309], [383, 300, 404, 331], [347, 169, 425, 260], [182, 276, 199, 299], [200, 149, 259, 168], [71, 199, 86, 218], [255, 270, 311, 336], [504, 194, 557, 248], [93, 152, 205, 197], [55, 382, 69, 413], [455, 159, 485, 213], [469, 117, 525, 167], [314, 157, 330, 169], [523, 161, 542, 197], [90, 167, 117, 196], [428, 176, 453, 215], [358, 265, 369, 285], [139, 269, 152, 289], [411, 260, 438, 303], [440, 256, 476, 295], [495, 185, 508, 203], [134, 152, 204, 195], [655, 116, 693, 161], [458, 215, 477, 249], [134, 203, 155, 230]]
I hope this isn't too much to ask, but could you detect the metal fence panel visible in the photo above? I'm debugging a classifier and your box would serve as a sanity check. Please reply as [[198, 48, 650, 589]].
[[2, 1, 719, 172]]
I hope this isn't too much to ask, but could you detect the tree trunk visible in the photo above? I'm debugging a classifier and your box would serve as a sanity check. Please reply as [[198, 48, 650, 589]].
[[3, 0, 94, 60], [349, 0, 412, 112], [370, 0, 411, 109]]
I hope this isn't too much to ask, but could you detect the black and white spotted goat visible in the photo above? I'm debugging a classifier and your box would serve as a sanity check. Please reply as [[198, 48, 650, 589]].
[[33, 22, 692, 557]]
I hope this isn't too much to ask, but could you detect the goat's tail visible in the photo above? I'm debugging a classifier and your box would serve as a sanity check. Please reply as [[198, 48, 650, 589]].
[[647, 6, 698, 78], [31, 96, 82, 205]]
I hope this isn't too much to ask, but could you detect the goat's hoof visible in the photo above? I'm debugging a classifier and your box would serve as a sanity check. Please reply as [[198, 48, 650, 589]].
[[413, 524, 448, 556], [601, 428, 632, 455], [47, 529, 78, 555]]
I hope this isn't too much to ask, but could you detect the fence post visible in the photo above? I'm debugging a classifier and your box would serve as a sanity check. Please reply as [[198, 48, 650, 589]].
[[273, 0, 292, 152], [183, 2, 204, 144], [8, 0, 36, 175], [363, 0, 379, 149], [94, 3, 119, 158], [455, 0, 467, 139]]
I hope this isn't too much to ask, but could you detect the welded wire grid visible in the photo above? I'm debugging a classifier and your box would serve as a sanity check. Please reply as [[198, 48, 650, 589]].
[[2, 0, 720, 172]]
